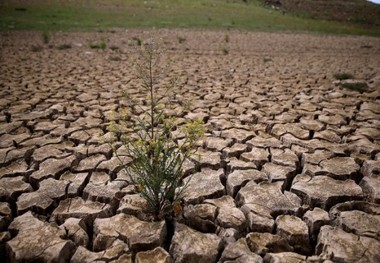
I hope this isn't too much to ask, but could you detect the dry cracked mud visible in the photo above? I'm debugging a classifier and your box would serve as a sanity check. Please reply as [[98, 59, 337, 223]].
[[0, 29, 380, 263]]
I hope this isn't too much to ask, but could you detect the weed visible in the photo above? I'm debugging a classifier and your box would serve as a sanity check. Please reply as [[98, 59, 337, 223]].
[[334, 72, 354, 80], [31, 44, 43, 52], [110, 45, 119, 51], [90, 40, 107, 49], [224, 34, 229, 43], [177, 36, 186, 44], [341, 82, 369, 92], [42, 31, 50, 44], [222, 47, 229, 55], [110, 41, 204, 220], [263, 57, 272, 63], [109, 56, 121, 61], [100, 41, 107, 49], [57, 43, 72, 50], [133, 37, 142, 46]]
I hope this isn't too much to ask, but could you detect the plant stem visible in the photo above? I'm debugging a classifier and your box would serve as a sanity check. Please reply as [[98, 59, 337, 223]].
[[149, 52, 154, 141]]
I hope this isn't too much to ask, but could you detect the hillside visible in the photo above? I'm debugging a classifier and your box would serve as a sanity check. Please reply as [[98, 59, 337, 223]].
[[261, 0, 380, 26], [0, 0, 379, 36]]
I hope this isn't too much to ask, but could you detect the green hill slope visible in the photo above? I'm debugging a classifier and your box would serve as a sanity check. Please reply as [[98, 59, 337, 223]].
[[261, 0, 380, 26], [0, 0, 379, 36]]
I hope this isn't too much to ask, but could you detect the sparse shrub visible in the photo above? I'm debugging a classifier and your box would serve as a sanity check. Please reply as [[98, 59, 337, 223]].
[[110, 41, 204, 220], [90, 40, 106, 49], [57, 43, 72, 50], [334, 72, 354, 80], [341, 82, 368, 92]]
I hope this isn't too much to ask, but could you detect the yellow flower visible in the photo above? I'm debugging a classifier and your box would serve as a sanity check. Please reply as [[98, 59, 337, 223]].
[[136, 184, 143, 192], [173, 202, 183, 216]]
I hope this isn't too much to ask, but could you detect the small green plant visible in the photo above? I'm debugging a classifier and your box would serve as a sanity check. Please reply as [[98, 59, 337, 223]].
[[109, 56, 121, 61], [109, 45, 119, 51], [90, 40, 106, 49], [57, 43, 72, 50], [42, 31, 50, 44], [334, 72, 354, 80], [263, 57, 272, 63], [177, 36, 186, 44], [224, 34, 229, 43], [341, 82, 369, 92], [31, 44, 43, 52], [132, 36, 142, 46], [110, 41, 204, 220], [222, 47, 229, 55]]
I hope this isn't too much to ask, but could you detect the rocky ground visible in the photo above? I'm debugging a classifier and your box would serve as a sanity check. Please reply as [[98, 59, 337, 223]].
[[0, 29, 380, 263]]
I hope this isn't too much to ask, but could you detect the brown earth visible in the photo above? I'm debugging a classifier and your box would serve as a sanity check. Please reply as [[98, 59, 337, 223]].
[[0, 29, 380, 262]]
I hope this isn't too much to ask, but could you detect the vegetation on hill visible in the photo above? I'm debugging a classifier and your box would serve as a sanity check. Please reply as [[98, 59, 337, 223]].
[[0, 0, 379, 36], [259, 0, 380, 26]]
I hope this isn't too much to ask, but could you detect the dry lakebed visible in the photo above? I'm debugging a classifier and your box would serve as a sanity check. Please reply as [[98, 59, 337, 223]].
[[0, 29, 380, 262]]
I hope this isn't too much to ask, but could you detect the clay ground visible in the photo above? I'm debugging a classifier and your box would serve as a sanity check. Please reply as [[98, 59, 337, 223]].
[[0, 29, 380, 262]]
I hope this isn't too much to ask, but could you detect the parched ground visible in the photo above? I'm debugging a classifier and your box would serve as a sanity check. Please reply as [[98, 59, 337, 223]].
[[0, 29, 380, 262]]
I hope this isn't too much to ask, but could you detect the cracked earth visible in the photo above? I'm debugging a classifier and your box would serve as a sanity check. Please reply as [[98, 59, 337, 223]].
[[0, 29, 380, 263]]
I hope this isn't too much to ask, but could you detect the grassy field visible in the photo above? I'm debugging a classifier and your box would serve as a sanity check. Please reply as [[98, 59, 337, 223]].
[[0, 0, 379, 36]]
